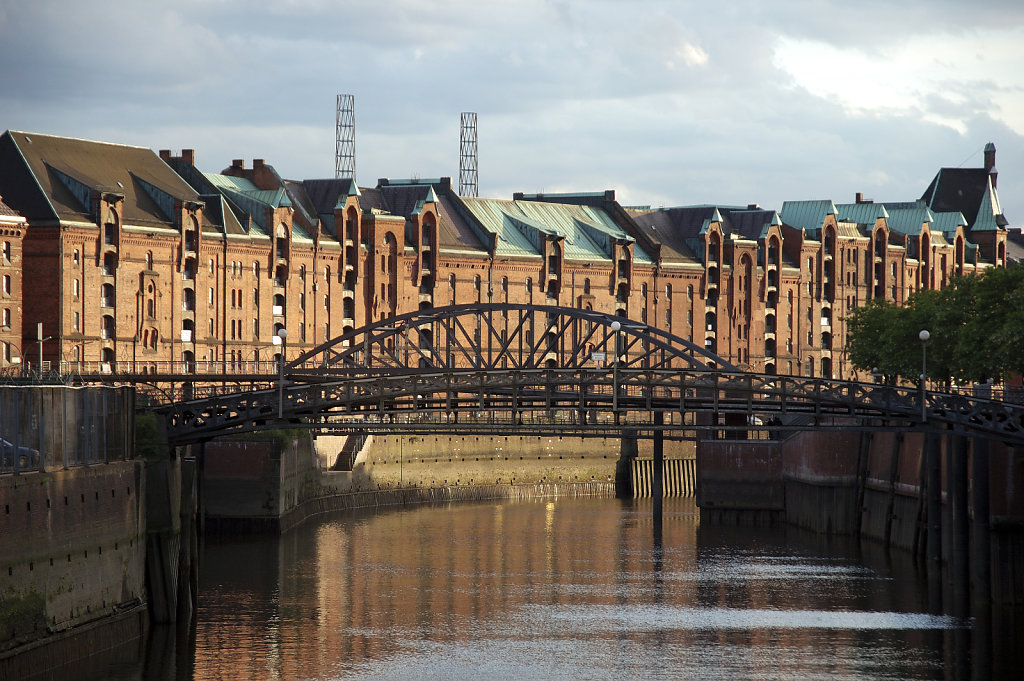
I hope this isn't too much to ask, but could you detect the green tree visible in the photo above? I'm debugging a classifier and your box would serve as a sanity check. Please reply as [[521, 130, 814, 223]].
[[845, 265, 1024, 385]]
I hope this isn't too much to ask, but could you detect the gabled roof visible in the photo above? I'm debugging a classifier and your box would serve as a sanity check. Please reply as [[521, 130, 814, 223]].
[[835, 201, 888, 226], [202, 172, 312, 240], [719, 207, 782, 241], [884, 205, 933, 236], [0, 196, 24, 222], [930, 210, 969, 238], [290, 178, 357, 238], [0, 130, 200, 230], [921, 166, 1007, 232], [626, 205, 717, 263], [460, 196, 654, 263], [779, 200, 837, 237]]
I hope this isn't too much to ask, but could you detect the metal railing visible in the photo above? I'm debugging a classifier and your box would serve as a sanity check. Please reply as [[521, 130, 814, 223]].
[[0, 385, 134, 475]]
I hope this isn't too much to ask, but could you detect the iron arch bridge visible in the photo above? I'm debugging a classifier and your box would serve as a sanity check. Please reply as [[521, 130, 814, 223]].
[[157, 304, 1024, 447]]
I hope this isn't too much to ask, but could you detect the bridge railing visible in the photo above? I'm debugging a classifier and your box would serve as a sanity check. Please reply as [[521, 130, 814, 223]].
[[0, 385, 134, 475]]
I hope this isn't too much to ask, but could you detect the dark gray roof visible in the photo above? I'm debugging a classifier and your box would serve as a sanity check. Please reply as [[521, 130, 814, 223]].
[[0, 130, 200, 229]]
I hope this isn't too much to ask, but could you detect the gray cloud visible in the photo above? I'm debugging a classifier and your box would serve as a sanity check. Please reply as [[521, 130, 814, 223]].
[[1, 0, 1020, 223]]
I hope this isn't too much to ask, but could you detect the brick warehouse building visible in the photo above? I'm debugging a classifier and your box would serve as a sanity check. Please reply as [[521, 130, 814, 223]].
[[0, 195, 25, 369], [0, 129, 1009, 380]]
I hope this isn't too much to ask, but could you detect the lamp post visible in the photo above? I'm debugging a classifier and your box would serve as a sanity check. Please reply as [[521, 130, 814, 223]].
[[611, 320, 621, 414], [919, 329, 930, 422], [278, 328, 288, 419]]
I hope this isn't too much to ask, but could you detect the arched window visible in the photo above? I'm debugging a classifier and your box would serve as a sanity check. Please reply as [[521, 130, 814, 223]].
[[100, 283, 114, 307]]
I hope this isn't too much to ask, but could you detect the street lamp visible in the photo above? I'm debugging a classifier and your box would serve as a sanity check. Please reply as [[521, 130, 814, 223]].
[[611, 320, 621, 414], [919, 329, 930, 422], [278, 328, 288, 419]]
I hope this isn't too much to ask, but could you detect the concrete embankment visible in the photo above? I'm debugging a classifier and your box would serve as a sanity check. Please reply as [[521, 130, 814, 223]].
[[197, 432, 699, 533]]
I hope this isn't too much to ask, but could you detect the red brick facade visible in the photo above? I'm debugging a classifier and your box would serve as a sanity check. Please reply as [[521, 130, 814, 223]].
[[0, 130, 1010, 382]]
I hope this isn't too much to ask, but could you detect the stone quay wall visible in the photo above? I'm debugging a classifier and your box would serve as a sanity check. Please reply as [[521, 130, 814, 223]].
[[0, 461, 147, 656], [696, 424, 1024, 604]]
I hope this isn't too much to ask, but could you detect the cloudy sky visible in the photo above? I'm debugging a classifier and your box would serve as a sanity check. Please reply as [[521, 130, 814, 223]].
[[2, 0, 1022, 223]]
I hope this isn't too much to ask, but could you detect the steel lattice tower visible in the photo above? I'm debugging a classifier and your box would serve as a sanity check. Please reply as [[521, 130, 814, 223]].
[[459, 112, 478, 197], [336, 94, 356, 180]]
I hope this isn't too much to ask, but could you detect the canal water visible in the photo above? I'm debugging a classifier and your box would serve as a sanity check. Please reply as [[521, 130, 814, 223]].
[[123, 497, 1020, 680]]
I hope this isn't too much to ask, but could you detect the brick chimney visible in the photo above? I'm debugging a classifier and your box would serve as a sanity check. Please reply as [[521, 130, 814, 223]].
[[984, 142, 997, 188], [182, 149, 195, 165], [232, 159, 244, 169], [159, 149, 171, 161]]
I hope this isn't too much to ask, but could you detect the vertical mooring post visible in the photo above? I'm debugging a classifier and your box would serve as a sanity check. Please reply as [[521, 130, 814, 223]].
[[971, 437, 991, 604], [653, 410, 664, 522], [951, 433, 970, 611], [925, 432, 943, 564]]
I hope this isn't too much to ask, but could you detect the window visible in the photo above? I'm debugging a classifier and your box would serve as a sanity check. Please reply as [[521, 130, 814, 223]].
[[1, 309, 9, 327], [73, 311, 80, 331], [1, 242, 9, 261], [209, 288, 214, 305], [665, 284, 672, 300], [146, 251, 154, 269], [71, 278, 78, 298], [100, 283, 114, 307], [100, 315, 114, 339]]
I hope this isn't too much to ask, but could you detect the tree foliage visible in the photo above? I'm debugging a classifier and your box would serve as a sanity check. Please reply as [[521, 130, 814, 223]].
[[845, 265, 1024, 385]]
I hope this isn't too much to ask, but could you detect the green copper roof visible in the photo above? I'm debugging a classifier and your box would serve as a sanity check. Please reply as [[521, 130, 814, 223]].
[[459, 196, 653, 263], [972, 177, 1004, 232], [885, 206, 933, 236], [780, 200, 837, 235], [930, 210, 968, 237], [836, 202, 888, 225]]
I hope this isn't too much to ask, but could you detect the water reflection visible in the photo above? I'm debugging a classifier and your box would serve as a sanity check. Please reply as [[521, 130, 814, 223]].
[[134, 498, 1021, 680]]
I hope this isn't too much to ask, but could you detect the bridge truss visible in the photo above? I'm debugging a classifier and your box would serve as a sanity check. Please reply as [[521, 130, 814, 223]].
[[155, 305, 1024, 447]]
